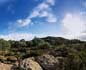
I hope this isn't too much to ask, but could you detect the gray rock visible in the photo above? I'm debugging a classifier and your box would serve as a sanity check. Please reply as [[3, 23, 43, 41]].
[[36, 54, 59, 70], [20, 57, 43, 70]]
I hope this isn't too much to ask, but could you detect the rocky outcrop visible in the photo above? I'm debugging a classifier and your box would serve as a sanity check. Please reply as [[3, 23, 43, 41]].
[[20, 57, 43, 70], [0, 54, 62, 70], [0, 57, 42, 70], [0, 62, 12, 70], [36, 54, 59, 70]]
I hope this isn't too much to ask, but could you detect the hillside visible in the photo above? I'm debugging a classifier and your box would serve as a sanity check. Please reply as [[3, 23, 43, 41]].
[[0, 36, 86, 70]]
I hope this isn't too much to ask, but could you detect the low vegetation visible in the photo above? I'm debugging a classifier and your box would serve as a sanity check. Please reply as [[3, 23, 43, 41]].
[[0, 36, 86, 70]]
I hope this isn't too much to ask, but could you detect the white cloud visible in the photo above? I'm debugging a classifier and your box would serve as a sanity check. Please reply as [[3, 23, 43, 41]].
[[46, 14, 57, 23], [62, 13, 84, 34], [16, 0, 57, 27], [17, 18, 32, 27], [46, 0, 55, 5], [79, 33, 86, 41], [61, 13, 86, 40], [0, 33, 51, 41], [29, 0, 57, 22], [0, 33, 34, 41], [83, 1, 86, 8]]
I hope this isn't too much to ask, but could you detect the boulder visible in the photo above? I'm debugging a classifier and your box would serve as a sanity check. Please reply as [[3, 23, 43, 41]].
[[36, 54, 59, 70], [0, 62, 12, 70], [20, 57, 43, 70]]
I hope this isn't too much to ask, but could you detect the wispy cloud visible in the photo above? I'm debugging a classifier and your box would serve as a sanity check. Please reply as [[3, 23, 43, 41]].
[[0, 32, 51, 41], [82, 0, 86, 8], [0, 33, 34, 41], [17, 19, 32, 27], [6, 4, 15, 14], [16, 0, 57, 27], [3, 12, 86, 41]]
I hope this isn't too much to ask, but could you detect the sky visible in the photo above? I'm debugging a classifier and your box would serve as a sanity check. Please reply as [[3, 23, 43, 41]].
[[0, 0, 85, 41]]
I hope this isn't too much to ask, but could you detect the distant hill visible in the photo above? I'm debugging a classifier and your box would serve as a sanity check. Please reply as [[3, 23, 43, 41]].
[[40, 36, 84, 45]]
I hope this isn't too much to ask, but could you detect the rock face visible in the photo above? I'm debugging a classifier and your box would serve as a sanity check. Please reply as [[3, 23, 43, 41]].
[[0, 55, 60, 70], [0, 57, 43, 70], [36, 54, 59, 70], [20, 58, 43, 70], [0, 62, 12, 70]]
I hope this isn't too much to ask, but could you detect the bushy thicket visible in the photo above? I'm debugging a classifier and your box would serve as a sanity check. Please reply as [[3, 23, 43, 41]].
[[0, 36, 86, 70]]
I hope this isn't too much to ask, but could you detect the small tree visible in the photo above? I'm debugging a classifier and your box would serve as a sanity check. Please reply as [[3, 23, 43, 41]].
[[32, 37, 45, 47], [0, 39, 11, 56]]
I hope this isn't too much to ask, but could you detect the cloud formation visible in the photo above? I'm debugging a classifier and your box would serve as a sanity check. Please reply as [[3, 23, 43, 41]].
[[61, 13, 86, 40], [0, 33, 34, 41], [1, 12, 86, 41], [16, 0, 57, 27], [0, 32, 50, 41], [17, 19, 32, 27], [2, 0, 86, 41]]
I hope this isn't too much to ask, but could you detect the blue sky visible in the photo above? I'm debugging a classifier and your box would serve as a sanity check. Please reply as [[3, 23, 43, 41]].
[[0, 0, 85, 40]]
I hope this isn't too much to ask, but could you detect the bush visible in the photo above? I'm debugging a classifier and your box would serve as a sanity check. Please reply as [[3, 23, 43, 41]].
[[5, 52, 15, 56], [6, 56, 17, 63]]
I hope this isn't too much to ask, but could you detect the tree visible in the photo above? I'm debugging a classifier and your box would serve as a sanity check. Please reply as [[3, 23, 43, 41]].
[[32, 37, 45, 46], [38, 42, 52, 49], [0, 39, 11, 55], [19, 39, 27, 47]]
